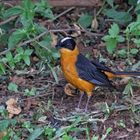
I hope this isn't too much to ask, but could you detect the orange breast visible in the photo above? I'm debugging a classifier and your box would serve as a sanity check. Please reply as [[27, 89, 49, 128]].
[[60, 47, 95, 93]]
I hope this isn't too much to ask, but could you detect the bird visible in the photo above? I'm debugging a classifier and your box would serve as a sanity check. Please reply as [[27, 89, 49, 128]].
[[55, 36, 140, 112]]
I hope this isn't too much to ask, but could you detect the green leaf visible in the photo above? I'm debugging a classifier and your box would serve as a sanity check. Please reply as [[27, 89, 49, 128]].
[[20, 0, 35, 26], [109, 23, 120, 37], [44, 9, 54, 19], [8, 29, 26, 48], [5, 52, 15, 69], [27, 127, 43, 140], [104, 8, 132, 24], [105, 38, 117, 53], [130, 48, 139, 55], [129, 0, 137, 6], [62, 134, 73, 140], [3, 6, 23, 18], [78, 13, 93, 28], [44, 127, 54, 139], [0, 119, 16, 132], [23, 55, 30, 66], [117, 36, 125, 42], [34, 23, 46, 33], [106, 0, 114, 7], [123, 81, 133, 95], [101, 127, 112, 140], [35, 0, 54, 19], [117, 49, 127, 58], [8, 82, 18, 92], [16, 47, 24, 54], [24, 88, 36, 96], [6, 52, 13, 61], [125, 21, 140, 36], [133, 39, 140, 47], [22, 0, 34, 10], [24, 49, 33, 55], [0, 120, 9, 132], [51, 51, 60, 60], [0, 63, 5, 75], [92, 136, 99, 140], [106, 127, 112, 134]]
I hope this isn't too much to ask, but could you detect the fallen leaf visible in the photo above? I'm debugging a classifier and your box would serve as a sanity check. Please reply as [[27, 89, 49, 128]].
[[10, 75, 26, 86], [6, 98, 21, 118], [38, 116, 47, 123], [126, 128, 133, 132], [91, 16, 98, 30], [51, 33, 58, 47], [71, 23, 81, 37]]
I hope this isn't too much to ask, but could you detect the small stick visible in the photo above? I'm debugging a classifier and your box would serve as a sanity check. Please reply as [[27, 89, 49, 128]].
[[0, 15, 17, 26], [53, 7, 75, 21]]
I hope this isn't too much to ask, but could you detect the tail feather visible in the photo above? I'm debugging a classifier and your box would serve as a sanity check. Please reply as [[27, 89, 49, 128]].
[[115, 71, 140, 77]]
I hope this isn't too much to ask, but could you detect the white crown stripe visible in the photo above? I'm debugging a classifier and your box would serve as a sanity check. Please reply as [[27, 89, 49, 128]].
[[61, 37, 72, 43]]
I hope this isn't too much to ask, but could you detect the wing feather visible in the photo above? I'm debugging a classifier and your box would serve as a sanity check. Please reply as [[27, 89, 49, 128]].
[[76, 54, 113, 86]]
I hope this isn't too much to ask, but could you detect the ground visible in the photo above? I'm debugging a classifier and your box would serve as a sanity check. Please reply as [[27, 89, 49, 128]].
[[0, 1, 140, 140]]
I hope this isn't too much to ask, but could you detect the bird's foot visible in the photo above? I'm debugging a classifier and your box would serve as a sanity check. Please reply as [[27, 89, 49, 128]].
[[64, 83, 76, 96]]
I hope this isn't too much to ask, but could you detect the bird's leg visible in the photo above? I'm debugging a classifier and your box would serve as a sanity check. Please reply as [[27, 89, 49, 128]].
[[77, 91, 84, 109], [64, 83, 76, 96], [84, 94, 92, 112]]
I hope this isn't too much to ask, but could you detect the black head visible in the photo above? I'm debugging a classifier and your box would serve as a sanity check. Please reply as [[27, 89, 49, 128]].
[[55, 37, 76, 51]]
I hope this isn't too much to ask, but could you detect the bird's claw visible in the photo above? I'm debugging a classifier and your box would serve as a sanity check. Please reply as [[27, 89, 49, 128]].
[[64, 83, 76, 96]]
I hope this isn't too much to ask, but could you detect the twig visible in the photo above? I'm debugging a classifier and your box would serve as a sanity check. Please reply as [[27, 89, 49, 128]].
[[54, 116, 105, 123], [0, 15, 18, 26], [0, 48, 11, 55], [53, 7, 75, 21]]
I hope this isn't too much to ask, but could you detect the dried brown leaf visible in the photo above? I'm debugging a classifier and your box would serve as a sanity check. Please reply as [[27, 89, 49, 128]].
[[91, 16, 98, 30], [10, 76, 26, 86], [6, 98, 21, 118], [71, 23, 81, 37], [51, 33, 58, 47]]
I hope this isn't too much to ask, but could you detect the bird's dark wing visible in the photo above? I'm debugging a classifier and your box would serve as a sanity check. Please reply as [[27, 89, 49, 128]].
[[76, 54, 113, 86], [90, 59, 113, 73]]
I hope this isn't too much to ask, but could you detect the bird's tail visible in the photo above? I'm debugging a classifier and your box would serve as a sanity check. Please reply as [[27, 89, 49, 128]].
[[114, 71, 140, 78]]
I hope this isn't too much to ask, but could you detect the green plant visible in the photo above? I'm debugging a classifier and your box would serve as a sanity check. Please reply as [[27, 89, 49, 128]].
[[123, 80, 133, 96], [0, 0, 59, 81], [0, 119, 17, 133], [78, 13, 93, 28], [104, 0, 132, 25], [0, 106, 8, 118], [24, 87, 36, 96], [8, 82, 18, 92], [124, 14, 140, 60], [117, 120, 126, 128], [102, 23, 125, 53], [22, 121, 33, 133], [27, 127, 44, 140], [101, 127, 112, 140], [44, 126, 55, 139]]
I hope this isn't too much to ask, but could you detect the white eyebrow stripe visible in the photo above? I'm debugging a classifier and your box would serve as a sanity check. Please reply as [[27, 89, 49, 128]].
[[61, 37, 72, 43]]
